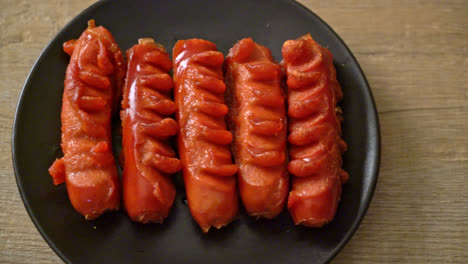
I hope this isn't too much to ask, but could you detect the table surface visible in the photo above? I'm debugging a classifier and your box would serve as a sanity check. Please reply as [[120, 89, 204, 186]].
[[1, 0, 467, 263]]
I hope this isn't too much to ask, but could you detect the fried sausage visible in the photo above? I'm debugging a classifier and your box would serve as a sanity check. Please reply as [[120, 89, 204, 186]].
[[173, 39, 238, 232], [121, 38, 181, 223], [282, 34, 348, 227], [48, 20, 124, 219], [225, 38, 288, 218]]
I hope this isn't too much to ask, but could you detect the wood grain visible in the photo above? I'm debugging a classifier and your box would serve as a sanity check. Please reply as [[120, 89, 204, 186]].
[[1, 0, 466, 263]]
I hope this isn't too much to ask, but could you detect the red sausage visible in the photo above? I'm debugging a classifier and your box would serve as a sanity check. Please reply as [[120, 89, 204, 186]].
[[225, 38, 288, 218], [173, 39, 238, 232], [48, 20, 124, 219], [121, 38, 181, 223], [282, 34, 348, 227]]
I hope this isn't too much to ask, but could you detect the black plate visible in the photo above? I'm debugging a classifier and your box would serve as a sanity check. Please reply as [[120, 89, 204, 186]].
[[12, 0, 380, 263]]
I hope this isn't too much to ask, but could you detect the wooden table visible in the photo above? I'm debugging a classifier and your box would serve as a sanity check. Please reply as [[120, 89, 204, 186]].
[[1, 0, 466, 263]]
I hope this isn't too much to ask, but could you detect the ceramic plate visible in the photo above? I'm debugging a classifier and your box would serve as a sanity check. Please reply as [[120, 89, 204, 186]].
[[12, 0, 380, 263]]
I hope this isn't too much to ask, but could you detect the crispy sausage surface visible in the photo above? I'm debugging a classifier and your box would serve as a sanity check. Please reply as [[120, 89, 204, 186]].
[[173, 39, 238, 232], [48, 20, 124, 219], [225, 38, 288, 218], [282, 34, 348, 227], [121, 38, 181, 223]]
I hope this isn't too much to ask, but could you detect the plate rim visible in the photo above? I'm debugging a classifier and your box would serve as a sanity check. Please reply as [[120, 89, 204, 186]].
[[11, 0, 381, 263]]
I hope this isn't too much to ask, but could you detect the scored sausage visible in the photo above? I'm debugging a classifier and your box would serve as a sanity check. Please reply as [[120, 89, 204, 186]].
[[48, 20, 124, 219], [225, 38, 288, 218], [282, 34, 348, 227], [121, 38, 181, 223], [173, 39, 238, 232]]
